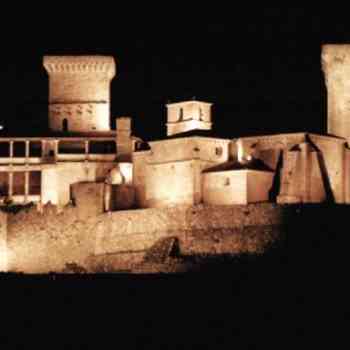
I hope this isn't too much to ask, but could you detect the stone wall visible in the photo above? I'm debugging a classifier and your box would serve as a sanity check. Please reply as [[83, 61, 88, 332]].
[[132, 137, 232, 209], [247, 170, 274, 203], [145, 160, 196, 207], [202, 170, 247, 205], [3, 203, 285, 273], [42, 161, 115, 206], [0, 210, 7, 271]]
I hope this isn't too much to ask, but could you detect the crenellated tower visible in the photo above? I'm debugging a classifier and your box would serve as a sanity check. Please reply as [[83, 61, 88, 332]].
[[43, 56, 116, 133]]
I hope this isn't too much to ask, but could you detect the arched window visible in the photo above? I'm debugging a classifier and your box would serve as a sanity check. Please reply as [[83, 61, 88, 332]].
[[62, 118, 68, 132]]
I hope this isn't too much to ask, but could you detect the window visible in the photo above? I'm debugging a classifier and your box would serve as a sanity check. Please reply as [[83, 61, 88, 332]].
[[62, 118, 68, 132], [199, 107, 203, 121], [29, 171, 41, 195], [215, 147, 223, 156], [13, 142, 25, 157], [0, 172, 9, 196], [13, 172, 25, 195], [179, 108, 184, 121], [225, 178, 230, 186]]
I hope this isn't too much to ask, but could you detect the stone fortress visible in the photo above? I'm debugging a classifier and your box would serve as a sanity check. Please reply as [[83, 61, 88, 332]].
[[0, 44, 348, 273]]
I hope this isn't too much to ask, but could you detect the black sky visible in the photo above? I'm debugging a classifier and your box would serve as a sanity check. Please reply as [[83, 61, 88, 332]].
[[0, 8, 348, 140]]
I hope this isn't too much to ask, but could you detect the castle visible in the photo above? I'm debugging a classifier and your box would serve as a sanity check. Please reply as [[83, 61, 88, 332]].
[[0, 45, 348, 209], [0, 45, 349, 273]]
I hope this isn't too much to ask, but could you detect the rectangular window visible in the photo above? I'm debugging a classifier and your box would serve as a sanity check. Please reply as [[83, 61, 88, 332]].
[[29, 171, 41, 195], [0, 143, 9, 157], [29, 142, 42, 157], [13, 142, 26, 157], [13, 172, 25, 195], [0, 172, 9, 196], [89, 141, 116, 154], [58, 141, 85, 154]]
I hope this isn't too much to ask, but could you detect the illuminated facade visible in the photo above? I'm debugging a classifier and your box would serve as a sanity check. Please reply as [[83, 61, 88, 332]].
[[0, 47, 349, 209]]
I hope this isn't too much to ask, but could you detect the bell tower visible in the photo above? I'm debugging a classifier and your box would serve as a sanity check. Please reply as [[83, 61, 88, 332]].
[[43, 55, 116, 133], [166, 100, 212, 136]]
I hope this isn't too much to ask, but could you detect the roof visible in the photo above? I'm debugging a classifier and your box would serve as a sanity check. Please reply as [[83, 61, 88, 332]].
[[166, 100, 212, 107], [150, 129, 227, 142], [203, 158, 274, 173]]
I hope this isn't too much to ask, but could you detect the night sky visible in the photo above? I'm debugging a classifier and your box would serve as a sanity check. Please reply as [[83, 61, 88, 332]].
[[0, 8, 348, 141], [2, 8, 349, 343]]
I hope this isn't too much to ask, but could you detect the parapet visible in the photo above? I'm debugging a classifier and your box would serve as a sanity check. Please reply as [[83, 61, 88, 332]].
[[43, 55, 116, 78]]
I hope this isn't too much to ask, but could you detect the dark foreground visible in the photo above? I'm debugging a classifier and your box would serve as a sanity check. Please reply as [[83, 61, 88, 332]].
[[1, 205, 348, 347]]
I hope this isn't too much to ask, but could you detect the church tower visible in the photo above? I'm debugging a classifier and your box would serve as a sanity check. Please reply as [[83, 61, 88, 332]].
[[322, 45, 350, 140], [43, 56, 116, 133], [166, 100, 212, 136]]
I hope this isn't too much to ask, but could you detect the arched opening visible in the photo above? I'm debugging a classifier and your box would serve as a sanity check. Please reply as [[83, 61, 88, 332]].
[[62, 118, 69, 132]]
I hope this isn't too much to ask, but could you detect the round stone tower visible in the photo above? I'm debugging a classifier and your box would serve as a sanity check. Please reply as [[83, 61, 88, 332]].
[[43, 56, 116, 133]]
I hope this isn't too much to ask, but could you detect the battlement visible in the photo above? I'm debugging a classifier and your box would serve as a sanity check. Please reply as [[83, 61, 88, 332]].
[[43, 56, 116, 78]]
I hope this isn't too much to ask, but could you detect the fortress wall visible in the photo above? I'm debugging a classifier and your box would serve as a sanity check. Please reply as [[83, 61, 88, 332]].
[[6, 205, 98, 273], [5, 203, 284, 273], [0, 211, 7, 272]]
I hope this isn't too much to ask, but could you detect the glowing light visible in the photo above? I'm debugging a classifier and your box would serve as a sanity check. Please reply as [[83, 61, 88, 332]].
[[107, 163, 133, 185], [0, 125, 3, 130]]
